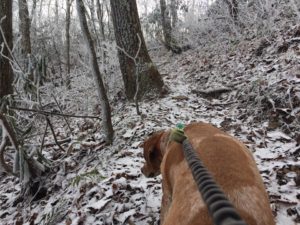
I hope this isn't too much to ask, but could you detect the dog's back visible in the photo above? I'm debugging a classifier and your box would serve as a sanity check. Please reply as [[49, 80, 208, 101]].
[[160, 122, 275, 225]]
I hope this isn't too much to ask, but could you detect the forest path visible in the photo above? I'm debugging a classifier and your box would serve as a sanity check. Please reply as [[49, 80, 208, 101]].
[[93, 48, 299, 224], [0, 47, 299, 225]]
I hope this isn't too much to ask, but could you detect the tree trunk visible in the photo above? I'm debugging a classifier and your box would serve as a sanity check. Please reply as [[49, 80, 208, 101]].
[[170, 0, 178, 28], [225, 0, 239, 23], [76, 0, 114, 144], [96, 0, 107, 83], [55, 0, 63, 80], [89, 0, 100, 45], [30, 0, 37, 41], [55, 0, 59, 28], [160, 0, 181, 53], [105, 2, 113, 40], [65, 0, 72, 89], [30, 0, 37, 22], [18, 0, 31, 56], [110, 0, 164, 100], [0, 0, 13, 99], [96, 0, 105, 40], [160, 0, 172, 47]]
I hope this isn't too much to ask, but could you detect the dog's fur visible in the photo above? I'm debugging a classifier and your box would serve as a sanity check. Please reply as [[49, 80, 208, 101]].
[[141, 122, 275, 225]]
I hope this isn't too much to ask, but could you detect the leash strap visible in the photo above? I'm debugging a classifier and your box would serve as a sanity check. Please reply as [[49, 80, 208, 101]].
[[170, 124, 248, 225], [182, 140, 248, 225]]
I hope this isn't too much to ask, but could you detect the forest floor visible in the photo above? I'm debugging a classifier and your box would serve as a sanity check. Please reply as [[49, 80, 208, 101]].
[[1, 26, 300, 225]]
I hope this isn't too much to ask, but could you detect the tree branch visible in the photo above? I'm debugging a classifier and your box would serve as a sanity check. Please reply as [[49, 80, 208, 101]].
[[51, 94, 73, 133], [9, 106, 100, 119]]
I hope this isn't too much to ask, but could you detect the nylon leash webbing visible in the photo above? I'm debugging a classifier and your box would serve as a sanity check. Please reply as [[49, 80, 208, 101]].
[[170, 125, 248, 225]]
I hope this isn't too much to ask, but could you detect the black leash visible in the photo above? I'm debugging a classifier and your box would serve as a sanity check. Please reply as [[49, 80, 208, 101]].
[[170, 125, 248, 225]]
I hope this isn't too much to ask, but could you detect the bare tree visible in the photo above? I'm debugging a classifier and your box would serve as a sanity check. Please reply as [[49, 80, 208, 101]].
[[65, 0, 73, 88], [170, 0, 178, 28], [160, 0, 181, 53], [30, 0, 37, 41], [76, 0, 114, 144], [88, 0, 100, 45], [110, 0, 164, 100], [225, 0, 239, 23], [160, 0, 172, 47], [54, 0, 63, 79], [18, 0, 32, 57], [96, 0, 105, 40], [0, 0, 13, 99]]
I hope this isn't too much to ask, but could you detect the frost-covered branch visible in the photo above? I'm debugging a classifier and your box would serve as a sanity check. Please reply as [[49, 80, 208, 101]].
[[9, 106, 101, 119]]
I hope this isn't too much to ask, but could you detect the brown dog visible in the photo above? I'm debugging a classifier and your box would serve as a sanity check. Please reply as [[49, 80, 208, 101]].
[[141, 122, 275, 225]]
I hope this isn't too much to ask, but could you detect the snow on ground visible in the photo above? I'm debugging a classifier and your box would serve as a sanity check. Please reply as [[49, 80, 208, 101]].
[[1, 27, 300, 225]]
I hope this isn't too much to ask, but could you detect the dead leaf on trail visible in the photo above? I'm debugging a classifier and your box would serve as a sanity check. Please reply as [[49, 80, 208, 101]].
[[295, 134, 300, 146], [115, 172, 140, 180], [29, 213, 38, 225], [172, 95, 189, 101], [275, 164, 300, 186], [272, 198, 298, 206], [87, 198, 111, 214], [65, 217, 72, 225]]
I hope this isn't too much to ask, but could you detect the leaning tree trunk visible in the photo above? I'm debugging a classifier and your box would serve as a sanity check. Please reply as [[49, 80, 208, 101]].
[[76, 0, 113, 144], [0, 0, 13, 99], [110, 0, 164, 100], [160, 0, 181, 53]]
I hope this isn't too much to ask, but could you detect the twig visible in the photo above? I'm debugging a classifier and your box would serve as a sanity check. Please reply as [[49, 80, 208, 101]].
[[116, 45, 135, 61], [210, 101, 237, 107], [0, 21, 27, 77], [8, 106, 100, 119], [267, 97, 276, 111], [45, 116, 65, 152], [39, 122, 48, 154], [43, 137, 71, 148], [134, 34, 142, 115], [115, 33, 143, 115]]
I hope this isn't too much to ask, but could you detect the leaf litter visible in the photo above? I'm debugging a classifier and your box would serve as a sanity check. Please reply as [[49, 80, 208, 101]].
[[1, 26, 300, 225]]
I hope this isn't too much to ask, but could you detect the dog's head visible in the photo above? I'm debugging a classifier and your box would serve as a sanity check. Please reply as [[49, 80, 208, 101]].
[[141, 131, 166, 177]]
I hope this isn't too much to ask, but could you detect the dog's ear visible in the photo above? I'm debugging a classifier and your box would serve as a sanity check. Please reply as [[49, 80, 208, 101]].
[[141, 131, 164, 177], [143, 131, 163, 160]]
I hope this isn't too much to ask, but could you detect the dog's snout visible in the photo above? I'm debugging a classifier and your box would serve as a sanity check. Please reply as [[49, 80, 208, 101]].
[[141, 165, 149, 177], [149, 172, 155, 177], [141, 164, 155, 177]]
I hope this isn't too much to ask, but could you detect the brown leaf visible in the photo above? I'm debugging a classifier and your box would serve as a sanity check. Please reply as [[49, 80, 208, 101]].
[[29, 213, 38, 225]]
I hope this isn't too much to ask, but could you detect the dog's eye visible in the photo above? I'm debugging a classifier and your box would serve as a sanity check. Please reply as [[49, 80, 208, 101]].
[[149, 148, 157, 159]]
